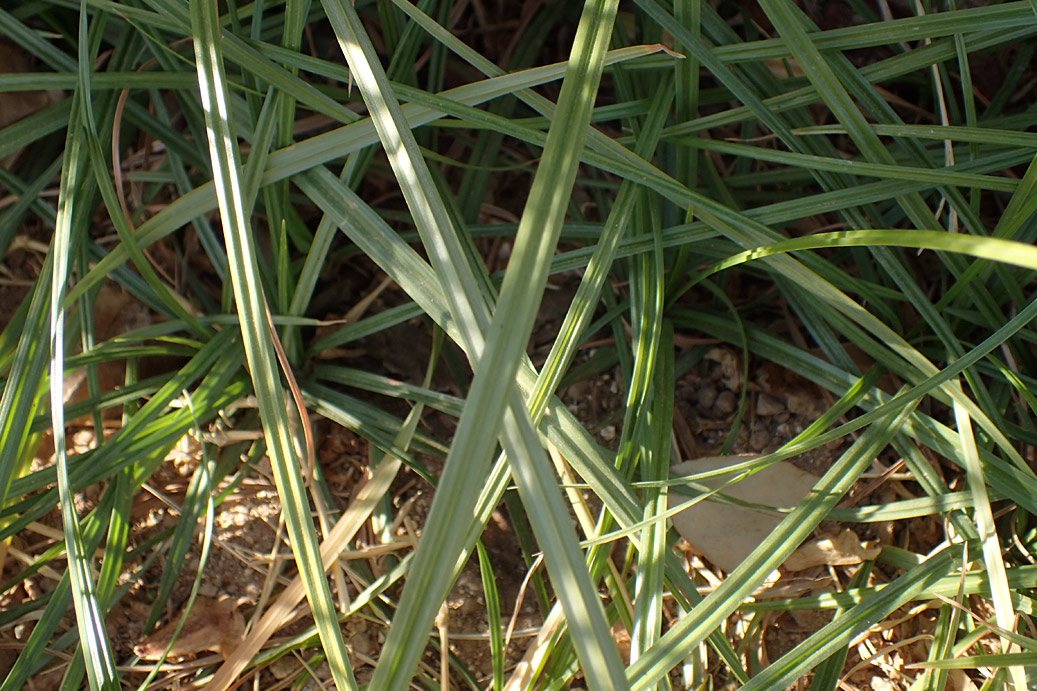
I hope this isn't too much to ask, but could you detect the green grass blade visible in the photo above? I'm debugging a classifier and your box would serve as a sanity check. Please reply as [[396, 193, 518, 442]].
[[630, 324, 673, 674], [627, 402, 915, 689], [187, 1, 357, 688], [953, 394, 1027, 688], [476, 541, 505, 691], [320, 0, 628, 686], [297, 161, 752, 684], [50, 88, 120, 691], [739, 546, 961, 690]]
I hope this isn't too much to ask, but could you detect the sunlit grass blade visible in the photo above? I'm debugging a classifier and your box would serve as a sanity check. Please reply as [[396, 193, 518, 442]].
[[0, 497, 115, 690], [299, 160, 750, 684], [739, 545, 961, 690], [187, 1, 356, 688], [523, 77, 674, 446], [320, 0, 628, 686], [3, 2, 1028, 687], [627, 402, 915, 689], [47, 41, 119, 691], [0, 269, 51, 509], [319, 0, 493, 347], [630, 324, 672, 672], [953, 394, 1026, 689], [681, 138, 1018, 192], [476, 540, 505, 691], [68, 42, 668, 305], [693, 229, 1037, 278], [208, 372, 429, 689]]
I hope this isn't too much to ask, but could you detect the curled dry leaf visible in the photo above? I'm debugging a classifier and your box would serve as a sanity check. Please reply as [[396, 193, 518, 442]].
[[133, 597, 245, 662], [783, 528, 881, 572]]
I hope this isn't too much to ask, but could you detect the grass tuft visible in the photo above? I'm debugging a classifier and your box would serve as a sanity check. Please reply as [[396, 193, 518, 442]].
[[0, 1, 1035, 689]]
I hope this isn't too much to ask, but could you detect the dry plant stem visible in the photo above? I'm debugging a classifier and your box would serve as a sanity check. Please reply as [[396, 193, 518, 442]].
[[263, 298, 347, 604], [111, 86, 133, 228], [2, 2, 1034, 688], [436, 603, 450, 691], [503, 606, 566, 691], [312, 466, 349, 612], [263, 300, 315, 487], [928, 593, 1021, 644], [207, 433, 410, 690], [109, 84, 182, 295], [343, 274, 394, 324], [6, 544, 64, 581], [844, 633, 935, 683], [505, 553, 543, 650], [252, 516, 288, 634]]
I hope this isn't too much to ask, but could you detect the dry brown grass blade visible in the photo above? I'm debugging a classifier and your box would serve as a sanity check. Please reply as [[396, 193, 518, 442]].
[[206, 447, 408, 689]]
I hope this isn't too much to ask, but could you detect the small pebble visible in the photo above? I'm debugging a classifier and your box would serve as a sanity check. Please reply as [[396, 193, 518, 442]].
[[787, 391, 816, 416], [696, 385, 718, 410], [715, 390, 736, 415], [749, 427, 769, 452], [756, 393, 784, 417]]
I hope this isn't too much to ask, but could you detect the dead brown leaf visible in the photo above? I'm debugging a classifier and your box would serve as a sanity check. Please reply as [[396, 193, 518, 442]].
[[669, 455, 820, 573], [783, 528, 881, 572], [133, 597, 244, 662]]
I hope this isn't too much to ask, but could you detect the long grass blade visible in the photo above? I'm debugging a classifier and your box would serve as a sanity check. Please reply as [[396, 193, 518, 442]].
[[319, 0, 628, 686], [187, 1, 357, 688]]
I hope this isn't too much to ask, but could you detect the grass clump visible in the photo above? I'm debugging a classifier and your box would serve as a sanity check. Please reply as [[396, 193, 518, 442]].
[[0, 1, 1036, 689]]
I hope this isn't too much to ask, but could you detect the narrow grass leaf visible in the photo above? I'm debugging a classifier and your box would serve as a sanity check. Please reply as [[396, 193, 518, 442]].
[[476, 541, 505, 691], [739, 546, 960, 690], [188, 1, 356, 688], [953, 395, 1027, 689], [628, 403, 914, 689], [49, 76, 120, 691]]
